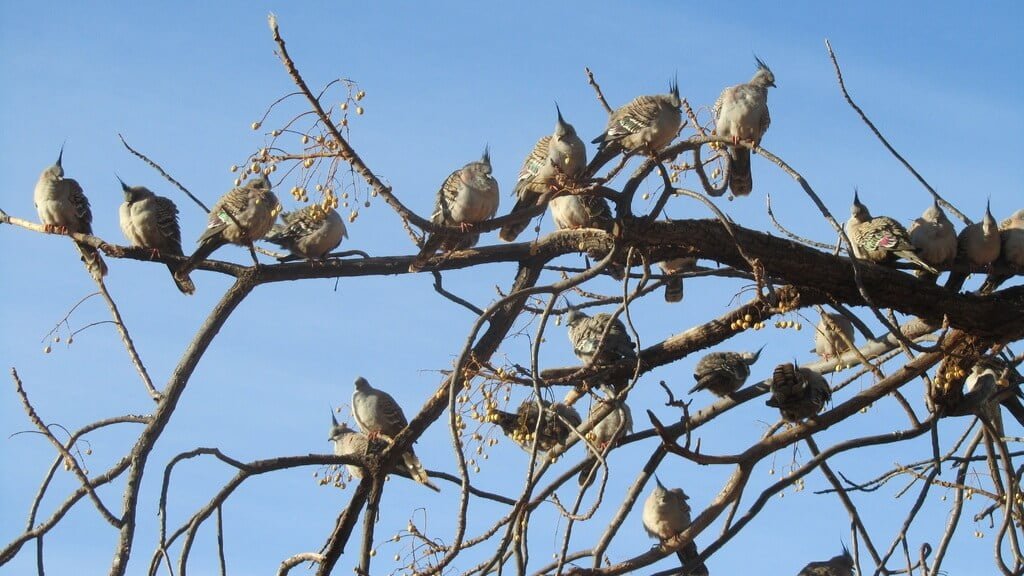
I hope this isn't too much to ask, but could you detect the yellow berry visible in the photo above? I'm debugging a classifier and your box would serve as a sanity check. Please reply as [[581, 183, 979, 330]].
[[251, 121, 261, 130]]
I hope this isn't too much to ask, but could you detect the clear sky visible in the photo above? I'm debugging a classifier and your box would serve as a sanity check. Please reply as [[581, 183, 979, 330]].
[[1, 2, 1022, 575]]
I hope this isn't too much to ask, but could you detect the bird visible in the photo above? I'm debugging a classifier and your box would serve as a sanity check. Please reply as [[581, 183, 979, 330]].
[[713, 57, 776, 197], [176, 174, 281, 283], [329, 412, 438, 491], [960, 363, 999, 416], [263, 204, 347, 261], [642, 477, 709, 576], [908, 199, 957, 282], [565, 307, 637, 365], [813, 312, 855, 362], [587, 80, 682, 175], [797, 543, 854, 576], [690, 347, 763, 397], [34, 145, 108, 281], [486, 398, 582, 453], [766, 362, 832, 422], [117, 177, 194, 294], [548, 193, 614, 232], [499, 106, 586, 242], [946, 200, 1001, 292], [658, 257, 697, 303], [578, 386, 633, 486], [846, 191, 938, 274], [980, 208, 1024, 293], [409, 148, 500, 272]]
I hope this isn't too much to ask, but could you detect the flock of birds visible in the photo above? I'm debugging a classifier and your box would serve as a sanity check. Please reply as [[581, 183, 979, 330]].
[[29, 57, 1023, 576]]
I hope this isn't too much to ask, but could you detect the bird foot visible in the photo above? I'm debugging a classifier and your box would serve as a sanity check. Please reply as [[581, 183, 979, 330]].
[[148, 248, 161, 260], [458, 222, 475, 233], [44, 224, 69, 235]]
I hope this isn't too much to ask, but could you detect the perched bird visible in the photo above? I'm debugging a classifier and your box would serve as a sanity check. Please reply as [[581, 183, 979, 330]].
[[566, 308, 637, 365], [548, 193, 614, 232], [846, 191, 938, 274], [813, 312, 855, 362], [980, 208, 1024, 293], [176, 174, 280, 283], [263, 204, 347, 261], [960, 363, 999, 416], [658, 257, 697, 303], [797, 544, 854, 576], [766, 362, 832, 422], [588, 80, 682, 174], [946, 200, 1001, 292], [690, 347, 763, 397], [713, 57, 776, 197], [499, 106, 586, 242], [642, 477, 709, 576], [578, 386, 634, 486], [908, 199, 957, 281], [409, 148, 500, 272], [118, 178, 194, 294], [329, 413, 438, 491], [486, 398, 582, 452], [34, 145, 107, 281]]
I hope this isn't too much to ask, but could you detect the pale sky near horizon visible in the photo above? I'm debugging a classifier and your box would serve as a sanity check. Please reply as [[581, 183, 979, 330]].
[[1, 2, 1022, 575]]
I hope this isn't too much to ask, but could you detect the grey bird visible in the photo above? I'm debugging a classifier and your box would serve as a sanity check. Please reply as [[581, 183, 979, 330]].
[[409, 148, 500, 271], [690, 347, 763, 397], [500, 106, 586, 242], [176, 174, 281, 283], [908, 199, 957, 282], [34, 145, 108, 281], [486, 398, 582, 453], [961, 363, 999, 416], [797, 544, 854, 576], [565, 308, 637, 365], [766, 362, 832, 422], [713, 57, 776, 197], [578, 386, 634, 486], [642, 477, 709, 576], [946, 200, 1001, 292], [980, 208, 1024, 293], [548, 193, 614, 232], [329, 412, 438, 491], [658, 257, 697, 303], [846, 191, 938, 274], [118, 178, 194, 294], [813, 312, 855, 362], [263, 204, 347, 261], [588, 80, 682, 174]]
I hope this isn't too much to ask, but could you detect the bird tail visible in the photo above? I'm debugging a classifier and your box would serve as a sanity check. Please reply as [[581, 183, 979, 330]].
[[408, 233, 444, 272], [401, 452, 440, 492], [166, 263, 195, 295], [914, 268, 939, 284], [899, 251, 939, 275], [176, 237, 224, 287], [675, 541, 709, 576], [578, 456, 600, 487], [979, 273, 1008, 294], [75, 242, 107, 281], [585, 141, 623, 178], [664, 276, 684, 303], [499, 196, 537, 243], [728, 147, 752, 197]]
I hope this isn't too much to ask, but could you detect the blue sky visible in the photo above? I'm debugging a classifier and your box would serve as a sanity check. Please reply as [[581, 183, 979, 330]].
[[1, 2, 1022, 574]]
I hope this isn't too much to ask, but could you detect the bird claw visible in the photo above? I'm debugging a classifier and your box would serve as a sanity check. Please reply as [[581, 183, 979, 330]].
[[148, 248, 161, 260], [458, 222, 475, 233]]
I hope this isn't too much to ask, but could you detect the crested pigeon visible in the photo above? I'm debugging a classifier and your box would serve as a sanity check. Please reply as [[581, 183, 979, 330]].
[[846, 191, 938, 274], [797, 544, 854, 576], [548, 193, 614, 232], [642, 477, 709, 576], [713, 57, 775, 197], [588, 80, 682, 174], [980, 208, 1024, 293], [946, 200, 1001, 292], [263, 204, 347, 261], [767, 362, 832, 422], [578, 385, 633, 486], [34, 145, 108, 281], [690, 347, 763, 397], [658, 257, 697, 303], [329, 412, 438, 491], [486, 398, 582, 453], [118, 178, 194, 294], [176, 174, 280, 283], [409, 148, 499, 272], [908, 199, 957, 281], [813, 312, 855, 362], [565, 308, 637, 365], [500, 106, 586, 242]]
